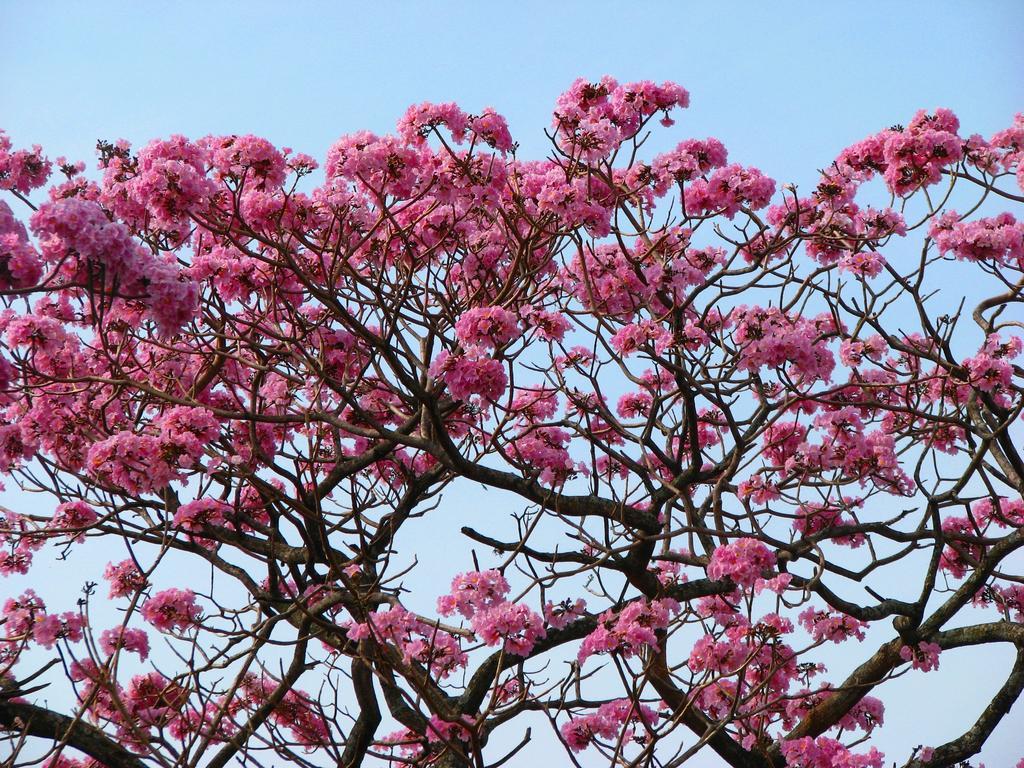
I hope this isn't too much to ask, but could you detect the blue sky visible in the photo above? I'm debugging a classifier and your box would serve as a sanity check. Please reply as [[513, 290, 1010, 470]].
[[4, 2, 1023, 190], [3, 2, 1024, 766]]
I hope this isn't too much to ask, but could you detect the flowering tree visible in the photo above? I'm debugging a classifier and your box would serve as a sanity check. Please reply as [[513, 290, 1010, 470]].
[[0, 76, 1022, 768]]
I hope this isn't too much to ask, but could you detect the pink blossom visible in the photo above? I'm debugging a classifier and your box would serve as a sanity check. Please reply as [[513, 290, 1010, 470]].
[[617, 390, 654, 418], [49, 500, 98, 542], [348, 605, 467, 678], [706, 538, 776, 589], [325, 131, 423, 199], [470, 601, 546, 656], [437, 569, 510, 618], [0, 131, 51, 193], [881, 109, 962, 196], [798, 607, 867, 643], [780, 736, 883, 768], [30, 611, 84, 649], [398, 101, 470, 145], [543, 598, 587, 629], [650, 137, 728, 194], [104, 559, 148, 598], [430, 349, 507, 401], [684, 164, 776, 218], [173, 498, 230, 535], [737, 475, 781, 505], [100, 627, 150, 660], [610, 320, 673, 357], [454, 306, 520, 349], [141, 588, 201, 632], [578, 598, 679, 663], [561, 698, 659, 752], [838, 250, 886, 278], [204, 134, 286, 188], [520, 307, 571, 342], [731, 305, 836, 385], [505, 426, 577, 486], [899, 641, 941, 672], [101, 134, 216, 237], [931, 211, 1024, 266], [31, 197, 198, 333]]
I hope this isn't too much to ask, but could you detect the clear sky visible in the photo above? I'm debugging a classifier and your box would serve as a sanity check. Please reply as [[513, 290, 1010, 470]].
[[3, 2, 1024, 766]]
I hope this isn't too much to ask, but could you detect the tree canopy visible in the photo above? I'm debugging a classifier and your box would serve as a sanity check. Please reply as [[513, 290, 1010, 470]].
[[0, 76, 1023, 768]]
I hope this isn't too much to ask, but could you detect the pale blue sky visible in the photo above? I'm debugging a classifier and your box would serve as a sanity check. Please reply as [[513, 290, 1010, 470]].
[[4, 2, 1023, 190], [2, 2, 1024, 766]]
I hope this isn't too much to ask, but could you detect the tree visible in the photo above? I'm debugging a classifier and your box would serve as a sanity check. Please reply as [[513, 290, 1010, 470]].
[[0, 75, 1022, 768]]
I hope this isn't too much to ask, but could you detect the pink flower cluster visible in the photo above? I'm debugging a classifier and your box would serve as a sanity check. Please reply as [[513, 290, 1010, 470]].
[[0, 130, 51, 194], [648, 137, 729, 194], [239, 674, 330, 747], [5, 311, 82, 380], [688, 613, 796, 678], [989, 112, 1024, 191], [121, 670, 191, 732], [471, 601, 546, 656], [684, 164, 776, 219], [930, 211, 1024, 267], [436, 569, 545, 657], [836, 108, 962, 196], [731, 306, 837, 385], [30, 198, 198, 333], [85, 406, 220, 494], [960, 333, 1021, 405], [0, 508, 39, 576], [774, 408, 913, 496], [610, 320, 673, 357], [172, 497, 230, 546], [104, 559, 148, 598], [506, 426, 577, 486], [838, 250, 886, 278], [69, 661, 187, 747], [454, 306, 520, 349], [798, 607, 868, 643], [899, 641, 942, 673], [578, 598, 679, 663], [543, 597, 587, 629], [101, 135, 217, 238], [553, 77, 689, 162], [570, 244, 653, 316], [737, 474, 781, 506], [49, 500, 98, 543], [2, 589, 84, 649], [520, 305, 571, 342], [561, 698, 659, 752], [325, 131, 423, 199], [204, 134, 287, 188], [939, 495, 1024, 579], [882, 109, 963, 196], [517, 161, 614, 237], [839, 335, 887, 367], [973, 495, 1024, 528], [976, 583, 1024, 623], [99, 627, 150, 660], [348, 605, 467, 677], [780, 736, 883, 768], [706, 538, 776, 589], [398, 101, 514, 153], [430, 348, 507, 402], [437, 569, 510, 617], [188, 244, 272, 303], [140, 588, 201, 632], [0, 201, 42, 290], [793, 499, 866, 548]]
